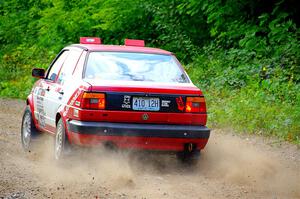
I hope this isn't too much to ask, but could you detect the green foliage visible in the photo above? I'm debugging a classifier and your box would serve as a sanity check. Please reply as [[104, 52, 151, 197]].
[[211, 87, 300, 143], [0, 0, 299, 143], [188, 49, 300, 143]]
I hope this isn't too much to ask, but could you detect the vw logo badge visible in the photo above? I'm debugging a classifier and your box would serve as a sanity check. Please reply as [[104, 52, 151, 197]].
[[142, 113, 149, 120]]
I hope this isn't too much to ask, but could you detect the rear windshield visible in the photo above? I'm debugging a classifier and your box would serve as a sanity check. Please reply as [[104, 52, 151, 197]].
[[84, 52, 189, 83]]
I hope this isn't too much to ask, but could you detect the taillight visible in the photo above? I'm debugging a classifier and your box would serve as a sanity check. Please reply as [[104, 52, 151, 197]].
[[81, 92, 105, 109], [185, 97, 206, 113]]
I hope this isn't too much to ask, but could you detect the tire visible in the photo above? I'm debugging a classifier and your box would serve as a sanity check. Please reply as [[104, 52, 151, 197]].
[[21, 106, 39, 151], [176, 150, 201, 165], [54, 118, 71, 160]]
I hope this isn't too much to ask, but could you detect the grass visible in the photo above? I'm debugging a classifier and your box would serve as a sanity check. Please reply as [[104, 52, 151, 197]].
[[197, 85, 300, 145]]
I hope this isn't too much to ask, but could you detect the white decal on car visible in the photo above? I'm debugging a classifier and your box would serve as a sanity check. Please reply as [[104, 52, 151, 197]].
[[161, 100, 171, 107], [36, 87, 46, 128], [63, 89, 81, 117], [122, 95, 131, 109]]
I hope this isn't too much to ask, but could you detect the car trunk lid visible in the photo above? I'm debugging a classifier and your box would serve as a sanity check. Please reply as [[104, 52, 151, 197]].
[[82, 80, 207, 125]]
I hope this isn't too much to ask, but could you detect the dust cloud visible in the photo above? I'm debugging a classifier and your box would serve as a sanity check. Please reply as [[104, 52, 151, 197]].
[[13, 130, 300, 198], [199, 131, 300, 197]]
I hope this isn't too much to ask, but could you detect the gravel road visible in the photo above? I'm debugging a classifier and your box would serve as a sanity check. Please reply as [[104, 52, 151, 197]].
[[0, 98, 299, 199]]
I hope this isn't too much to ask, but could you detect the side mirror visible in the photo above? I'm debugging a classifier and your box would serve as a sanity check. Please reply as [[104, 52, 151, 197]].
[[32, 68, 45, 79]]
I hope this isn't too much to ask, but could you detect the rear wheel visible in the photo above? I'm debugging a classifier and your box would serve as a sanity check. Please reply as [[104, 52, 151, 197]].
[[176, 144, 200, 165], [21, 106, 39, 151], [54, 118, 71, 160]]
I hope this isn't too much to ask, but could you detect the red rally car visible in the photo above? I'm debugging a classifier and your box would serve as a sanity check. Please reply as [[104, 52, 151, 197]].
[[21, 37, 210, 162]]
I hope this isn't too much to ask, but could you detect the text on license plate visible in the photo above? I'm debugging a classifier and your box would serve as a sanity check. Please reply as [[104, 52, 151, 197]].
[[132, 97, 160, 111]]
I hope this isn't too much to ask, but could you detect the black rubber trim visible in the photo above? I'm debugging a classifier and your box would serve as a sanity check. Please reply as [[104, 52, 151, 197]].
[[67, 120, 210, 139]]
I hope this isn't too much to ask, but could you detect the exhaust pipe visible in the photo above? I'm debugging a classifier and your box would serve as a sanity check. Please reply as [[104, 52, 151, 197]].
[[188, 143, 193, 152], [184, 143, 196, 153]]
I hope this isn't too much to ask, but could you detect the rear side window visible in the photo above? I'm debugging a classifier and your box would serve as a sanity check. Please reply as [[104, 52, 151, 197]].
[[73, 51, 87, 79], [47, 51, 69, 81], [84, 52, 189, 83], [57, 49, 82, 85]]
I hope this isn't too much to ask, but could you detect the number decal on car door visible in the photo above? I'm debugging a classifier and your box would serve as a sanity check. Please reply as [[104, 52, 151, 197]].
[[35, 87, 46, 128]]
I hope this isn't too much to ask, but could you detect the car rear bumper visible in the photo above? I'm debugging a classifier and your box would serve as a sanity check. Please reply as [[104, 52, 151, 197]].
[[67, 120, 210, 151]]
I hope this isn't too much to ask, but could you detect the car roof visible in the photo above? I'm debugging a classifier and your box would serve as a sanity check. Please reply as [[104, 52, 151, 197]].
[[69, 44, 173, 55]]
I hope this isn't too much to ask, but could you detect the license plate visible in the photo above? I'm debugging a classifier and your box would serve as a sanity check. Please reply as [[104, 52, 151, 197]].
[[132, 97, 160, 111]]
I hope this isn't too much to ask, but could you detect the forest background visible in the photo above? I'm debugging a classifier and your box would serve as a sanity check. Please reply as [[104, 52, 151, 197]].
[[0, 0, 299, 143]]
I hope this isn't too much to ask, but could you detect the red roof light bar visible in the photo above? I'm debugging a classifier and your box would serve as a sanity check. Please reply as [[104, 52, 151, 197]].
[[80, 37, 102, 44], [124, 39, 145, 47]]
